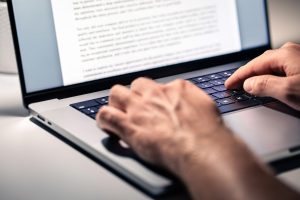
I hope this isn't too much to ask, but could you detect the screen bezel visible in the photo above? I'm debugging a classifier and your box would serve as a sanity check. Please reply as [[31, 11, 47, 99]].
[[7, 0, 271, 108]]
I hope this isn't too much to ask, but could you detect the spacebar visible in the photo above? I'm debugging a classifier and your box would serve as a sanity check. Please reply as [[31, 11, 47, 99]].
[[219, 100, 260, 114]]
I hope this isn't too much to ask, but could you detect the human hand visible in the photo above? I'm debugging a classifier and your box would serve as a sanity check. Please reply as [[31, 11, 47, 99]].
[[225, 42, 300, 111], [96, 78, 229, 174]]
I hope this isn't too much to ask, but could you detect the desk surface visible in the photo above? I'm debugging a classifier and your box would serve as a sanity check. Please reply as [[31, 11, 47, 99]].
[[0, 75, 153, 200], [1, 1, 300, 199]]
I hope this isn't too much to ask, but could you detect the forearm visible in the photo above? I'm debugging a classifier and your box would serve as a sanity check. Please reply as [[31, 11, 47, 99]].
[[167, 128, 300, 200]]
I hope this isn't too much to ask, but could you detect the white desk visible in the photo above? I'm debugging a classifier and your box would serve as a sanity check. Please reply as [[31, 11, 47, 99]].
[[1, 1, 300, 199], [0, 75, 153, 200]]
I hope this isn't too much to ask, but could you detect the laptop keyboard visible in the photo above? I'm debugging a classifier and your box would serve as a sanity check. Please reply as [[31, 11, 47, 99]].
[[71, 69, 276, 120]]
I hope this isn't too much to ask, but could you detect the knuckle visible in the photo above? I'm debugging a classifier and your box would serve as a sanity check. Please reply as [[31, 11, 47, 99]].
[[99, 107, 111, 121], [110, 85, 122, 95], [263, 50, 273, 55], [253, 78, 269, 93], [283, 79, 297, 101], [174, 79, 187, 88], [282, 42, 296, 48], [132, 77, 147, 85]]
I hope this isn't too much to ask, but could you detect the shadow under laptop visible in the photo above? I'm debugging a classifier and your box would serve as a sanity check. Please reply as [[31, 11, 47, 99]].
[[0, 74, 29, 117], [30, 117, 191, 199], [0, 104, 29, 117]]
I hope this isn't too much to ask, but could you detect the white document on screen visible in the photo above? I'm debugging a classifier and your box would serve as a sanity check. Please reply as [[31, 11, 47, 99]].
[[51, 0, 241, 86]]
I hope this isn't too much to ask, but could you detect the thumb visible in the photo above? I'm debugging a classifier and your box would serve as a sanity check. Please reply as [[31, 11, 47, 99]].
[[243, 75, 286, 100]]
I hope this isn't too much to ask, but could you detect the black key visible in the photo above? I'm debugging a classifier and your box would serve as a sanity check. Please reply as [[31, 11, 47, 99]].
[[217, 98, 235, 106], [222, 77, 229, 81], [219, 100, 260, 114], [95, 104, 106, 110], [71, 100, 99, 110], [216, 101, 222, 107], [90, 114, 97, 120], [203, 88, 217, 95], [229, 90, 245, 96], [244, 93, 256, 99], [205, 74, 223, 80], [82, 107, 99, 115], [210, 79, 225, 86], [230, 68, 238, 73], [232, 95, 249, 102], [187, 79, 197, 84], [193, 77, 210, 83], [219, 70, 233, 77], [213, 92, 231, 99], [197, 82, 214, 89], [210, 95, 218, 100], [96, 97, 109, 105], [213, 85, 227, 92]]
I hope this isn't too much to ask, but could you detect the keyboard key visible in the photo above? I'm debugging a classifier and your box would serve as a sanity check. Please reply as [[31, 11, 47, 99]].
[[197, 82, 214, 89], [210, 79, 225, 86], [219, 70, 233, 77], [210, 95, 218, 100], [193, 77, 210, 83], [96, 97, 109, 105], [219, 100, 260, 114], [217, 98, 235, 105], [222, 77, 229, 81], [90, 113, 97, 120], [187, 79, 197, 84], [213, 85, 227, 92], [82, 107, 99, 115], [216, 101, 222, 107], [203, 88, 217, 95], [230, 68, 238, 73], [71, 100, 99, 110], [244, 93, 256, 99], [229, 90, 245, 96], [205, 74, 223, 80], [232, 95, 249, 102], [213, 92, 231, 99]]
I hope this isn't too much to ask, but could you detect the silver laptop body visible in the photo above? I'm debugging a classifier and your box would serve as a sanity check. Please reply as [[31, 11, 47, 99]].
[[8, 0, 300, 196]]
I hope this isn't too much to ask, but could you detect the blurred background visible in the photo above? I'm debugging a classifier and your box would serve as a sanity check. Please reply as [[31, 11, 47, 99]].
[[268, 0, 300, 47]]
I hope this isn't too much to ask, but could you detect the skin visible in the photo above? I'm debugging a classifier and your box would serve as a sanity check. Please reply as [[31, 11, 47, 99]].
[[96, 43, 300, 200]]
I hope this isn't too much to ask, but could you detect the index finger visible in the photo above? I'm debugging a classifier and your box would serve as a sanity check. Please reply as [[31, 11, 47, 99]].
[[225, 49, 286, 89]]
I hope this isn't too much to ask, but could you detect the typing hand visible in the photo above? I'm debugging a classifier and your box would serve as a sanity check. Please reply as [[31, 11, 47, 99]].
[[226, 42, 300, 111], [96, 78, 229, 173]]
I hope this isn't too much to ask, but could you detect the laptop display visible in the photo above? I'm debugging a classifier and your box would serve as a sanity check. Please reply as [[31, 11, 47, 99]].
[[11, 0, 269, 94]]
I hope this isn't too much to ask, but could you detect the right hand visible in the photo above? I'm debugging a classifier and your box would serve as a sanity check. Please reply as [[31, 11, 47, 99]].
[[225, 42, 300, 111]]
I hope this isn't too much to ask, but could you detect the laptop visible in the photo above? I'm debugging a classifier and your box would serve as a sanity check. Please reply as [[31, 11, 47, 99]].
[[7, 0, 300, 196]]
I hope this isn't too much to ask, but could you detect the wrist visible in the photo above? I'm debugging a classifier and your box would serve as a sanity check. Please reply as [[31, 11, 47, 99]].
[[160, 125, 235, 177]]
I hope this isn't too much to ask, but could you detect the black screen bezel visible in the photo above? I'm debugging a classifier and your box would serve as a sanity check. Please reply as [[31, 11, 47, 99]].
[[7, 0, 271, 108]]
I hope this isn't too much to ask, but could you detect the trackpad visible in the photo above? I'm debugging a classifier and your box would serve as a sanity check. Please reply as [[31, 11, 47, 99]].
[[223, 103, 300, 158]]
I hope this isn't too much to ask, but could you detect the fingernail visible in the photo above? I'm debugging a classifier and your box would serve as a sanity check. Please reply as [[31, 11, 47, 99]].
[[244, 79, 254, 93]]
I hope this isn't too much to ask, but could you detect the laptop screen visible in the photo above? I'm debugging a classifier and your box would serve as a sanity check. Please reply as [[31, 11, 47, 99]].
[[11, 0, 269, 93]]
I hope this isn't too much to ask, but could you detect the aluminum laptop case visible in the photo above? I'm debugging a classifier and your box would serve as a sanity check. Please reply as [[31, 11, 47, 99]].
[[8, 0, 300, 196]]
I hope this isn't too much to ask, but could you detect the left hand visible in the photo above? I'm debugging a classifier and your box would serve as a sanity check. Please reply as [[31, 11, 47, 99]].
[[96, 78, 227, 173]]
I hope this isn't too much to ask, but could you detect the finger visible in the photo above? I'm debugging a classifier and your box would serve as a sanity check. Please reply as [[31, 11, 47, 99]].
[[130, 77, 161, 96], [97, 106, 133, 142], [243, 75, 287, 100], [225, 49, 286, 89], [109, 85, 131, 112]]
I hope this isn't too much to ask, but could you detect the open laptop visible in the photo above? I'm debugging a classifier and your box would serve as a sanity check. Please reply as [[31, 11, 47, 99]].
[[8, 0, 300, 196]]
